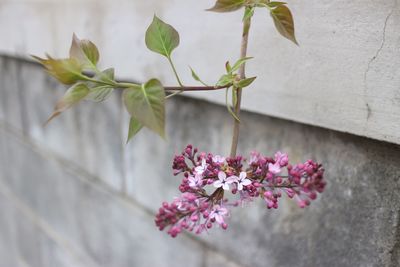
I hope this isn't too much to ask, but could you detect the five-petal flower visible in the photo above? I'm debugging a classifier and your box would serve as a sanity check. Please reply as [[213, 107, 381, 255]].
[[209, 205, 229, 225], [213, 171, 235, 191], [231, 171, 252, 191], [194, 158, 207, 175], [188, 173, 203, 188]]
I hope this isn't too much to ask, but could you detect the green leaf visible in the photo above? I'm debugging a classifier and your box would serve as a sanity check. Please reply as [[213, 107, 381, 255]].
[[207, 0, 245, 13], [263, 1, 287, 8], [123, 79, 166, 138], [127, 117, 143, 143], [216, 74, 234, 87], [270, 5, 298, 45], [97, 68, 115, 83], [225, 61, 232, 73], [225, 88, 240, 122], [85, 68, 115, 102], [32, 55, 83, 85], [86, 85, 114, 102], [231, 57, 253, 73], [69, 34, 100, 68], [145, 15, 180, 58], [190, 67, 209, 86], [45, 83, 90, 124], [243, 6, 255, 21], [236, 76, 257, 88]]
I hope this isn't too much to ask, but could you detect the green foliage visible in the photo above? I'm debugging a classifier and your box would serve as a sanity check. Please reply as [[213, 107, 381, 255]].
[[243, 6, 255, 21], [32, 55, 83, 85], [207, 0, 245, 13], [230, 57, 253, 73], [268, 3, 298, 45], [145, 15, 180, 58], [123, 79, 166, 138], [235, 76, 257, 88], [46, 83, 90, 124], [216, 74, 235, 87], [35, 3, 300, 143], [127, 118, 143, 143], [85, 68, 115, 102], [225, 88, 240, 122], [69, 34, 100, 68], [86, 85, 114, 102], [217, 57, 254, 87], [190, 67, 209, 86]]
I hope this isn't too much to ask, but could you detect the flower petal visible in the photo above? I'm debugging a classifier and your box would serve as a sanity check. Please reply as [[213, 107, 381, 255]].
[[222, 183, 230, 191], [242, 179, 252, 186], [213, 180, 222, 188], [218, 171, 226, 181]]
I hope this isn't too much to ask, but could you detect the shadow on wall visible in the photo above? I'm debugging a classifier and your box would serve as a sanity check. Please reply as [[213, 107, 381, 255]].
[[0, 55, 400, 267]]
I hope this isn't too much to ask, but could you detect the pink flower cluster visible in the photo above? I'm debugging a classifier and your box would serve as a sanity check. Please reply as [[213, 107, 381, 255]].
[[155, 145, 326, 237]]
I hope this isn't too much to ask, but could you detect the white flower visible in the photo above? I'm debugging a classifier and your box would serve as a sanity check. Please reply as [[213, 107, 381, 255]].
[[213, 171, 235, 191], [188, 173, 203, 188], [268, 162, 281, 174], [212, 155, 225, 164], [194, 158, 207, 175], [231, 172, 252, 191], [209, 205, 229, 225]]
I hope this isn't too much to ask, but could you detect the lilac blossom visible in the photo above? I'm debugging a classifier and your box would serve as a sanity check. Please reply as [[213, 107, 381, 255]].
[[231, 171, 252, 191], [209, 205, 229, 226], [156, 145, 326, 238], [213, 171, 235, 191], [194, 158, 207, 175], [188, 174, 203, 188], [268, 162, 281, 174], [212, 155, 226, 164], [274, 151, 289, 167]]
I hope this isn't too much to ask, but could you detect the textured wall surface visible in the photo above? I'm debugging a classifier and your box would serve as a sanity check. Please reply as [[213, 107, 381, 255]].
[[1, 0, 400, 144], [1, 56, 400, 267]]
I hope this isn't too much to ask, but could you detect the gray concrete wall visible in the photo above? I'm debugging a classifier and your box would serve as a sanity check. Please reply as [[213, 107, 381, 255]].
[[1, 0, 400, 144], [1, 55, 400, 267]]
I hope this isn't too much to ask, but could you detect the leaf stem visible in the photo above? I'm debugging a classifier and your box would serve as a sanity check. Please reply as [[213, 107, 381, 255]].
[[167, 56, 184, 87], [164, 85, 231, 91], [229, 11, 252, 157]]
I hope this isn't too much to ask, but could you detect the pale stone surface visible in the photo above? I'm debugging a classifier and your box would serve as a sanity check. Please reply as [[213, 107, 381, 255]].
[[1, 56, 400, 266], [205, 250, 244, 267], [0, 183, 97, 267], [0, 126, 205, 267], [123, 96, 400, 267], [0, 56, 125, 191], [0, 0, 399, 144]]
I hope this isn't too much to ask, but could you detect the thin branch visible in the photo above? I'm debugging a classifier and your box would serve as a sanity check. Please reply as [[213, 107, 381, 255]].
[[230, 12, 252, 157], [164, 85, 230, 91]]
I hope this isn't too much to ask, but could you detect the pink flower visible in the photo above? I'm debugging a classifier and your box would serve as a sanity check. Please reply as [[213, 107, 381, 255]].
[[209, 205, 229, 225], [268, 162, 281, 174], [213, 171, 235, 191], [194, 158, 207, 175], [212, 155, 225, 164], [188, 174, 203, 188], [249, 151, 260, 164], [156, 145, 326, 237], [275, 151, 289, 167], [231, 172, 252, 191]]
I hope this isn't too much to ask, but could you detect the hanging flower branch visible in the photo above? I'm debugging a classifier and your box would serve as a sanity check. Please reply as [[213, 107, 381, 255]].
[[33, 0, 326, 238]]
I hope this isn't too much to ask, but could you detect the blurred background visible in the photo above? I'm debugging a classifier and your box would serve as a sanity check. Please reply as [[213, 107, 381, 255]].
[[1, 0, 400, 266]]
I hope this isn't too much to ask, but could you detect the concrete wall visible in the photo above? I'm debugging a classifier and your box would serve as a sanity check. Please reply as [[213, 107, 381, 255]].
[[1, 56, 400, 267], [1, 0, 400, 144]]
